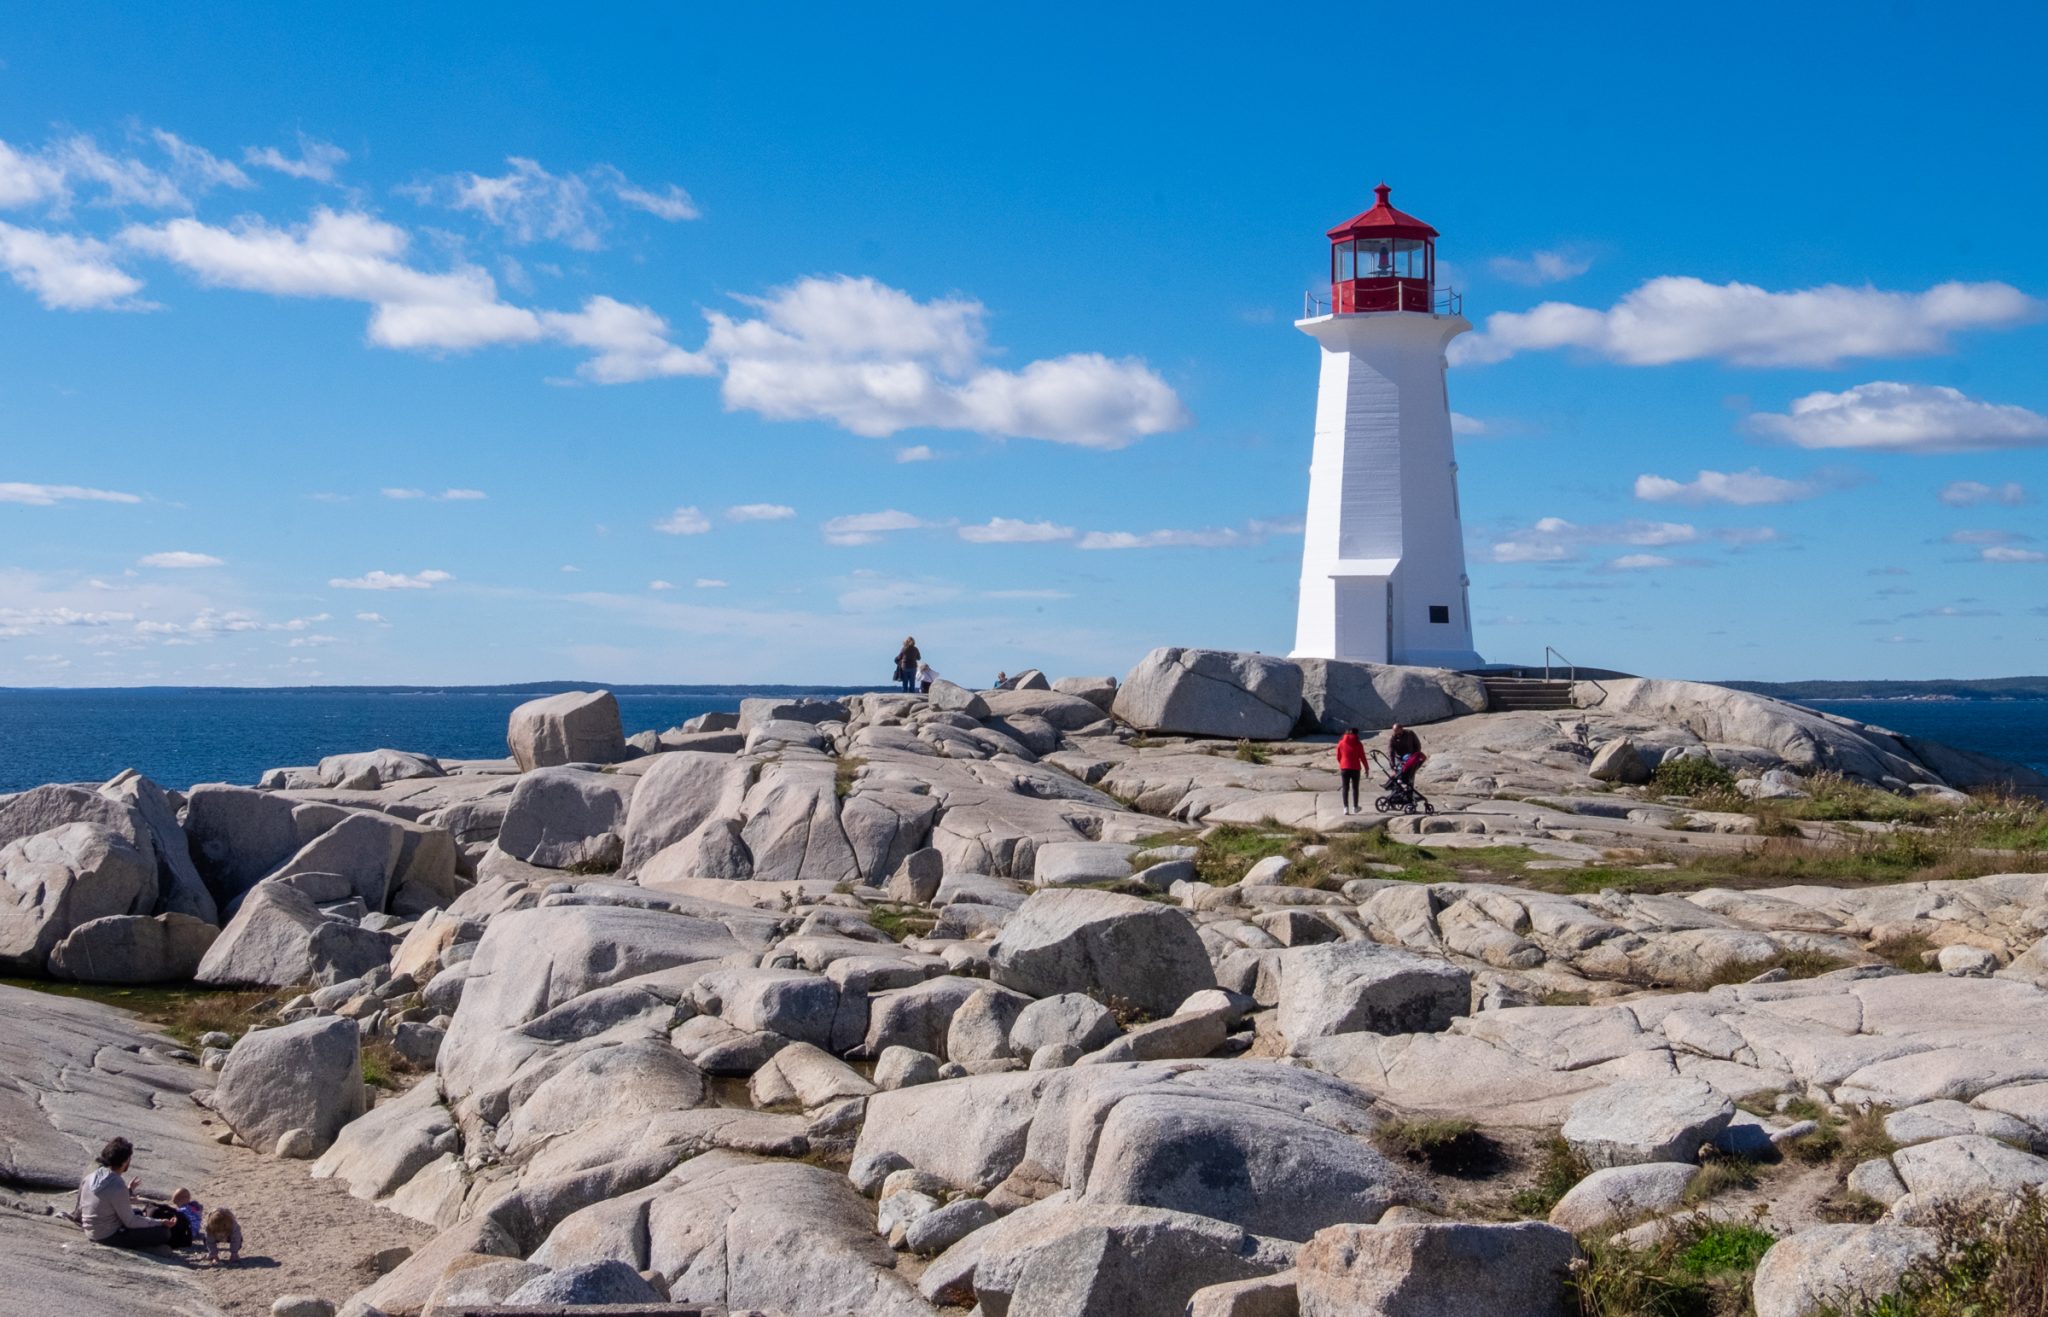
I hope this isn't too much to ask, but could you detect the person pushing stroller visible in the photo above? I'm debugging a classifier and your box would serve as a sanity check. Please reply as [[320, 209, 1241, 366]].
[[1386, 724, 1425, 790]]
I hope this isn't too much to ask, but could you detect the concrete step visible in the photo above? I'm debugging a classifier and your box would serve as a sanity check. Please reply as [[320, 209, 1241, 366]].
[[1479, 676, 1576, 712]]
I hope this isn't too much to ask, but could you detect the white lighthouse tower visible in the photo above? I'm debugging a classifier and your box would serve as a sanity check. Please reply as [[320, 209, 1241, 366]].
[[1291, 184, 1482, 671]]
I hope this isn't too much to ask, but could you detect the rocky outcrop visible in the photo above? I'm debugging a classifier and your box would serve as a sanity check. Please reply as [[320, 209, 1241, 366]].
[[1114, 648, 1305, 740], [0, 822, 157, 974], [496, 767, 635, 871], [1295, 659, 1487, 735], [506, 690, 628, 771], [194, 880, 392, 987], [48, 912, 217, 983], [212, 1014, 368, 1155], [990, 889, 1215, 1016], [1296, 1221, 1579, 1317]]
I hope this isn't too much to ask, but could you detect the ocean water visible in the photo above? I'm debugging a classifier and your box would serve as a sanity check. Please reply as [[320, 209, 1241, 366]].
[[0, 686, 868, 794], [1, 687, 2043, 796], [1802, 698, 2048, 774]]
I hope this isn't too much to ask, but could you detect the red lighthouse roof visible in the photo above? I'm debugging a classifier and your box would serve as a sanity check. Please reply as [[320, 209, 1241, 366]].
[[1327, 183, 1439, 242]]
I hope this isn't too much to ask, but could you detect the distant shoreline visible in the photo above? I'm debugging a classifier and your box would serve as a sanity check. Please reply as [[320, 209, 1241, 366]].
[[1724, 678, 2048, 703]]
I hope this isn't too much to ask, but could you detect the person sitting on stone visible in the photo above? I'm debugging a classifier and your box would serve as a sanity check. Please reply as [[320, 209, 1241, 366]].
[[77, 1137, 173, 1250], [916, 661, 937, 694]]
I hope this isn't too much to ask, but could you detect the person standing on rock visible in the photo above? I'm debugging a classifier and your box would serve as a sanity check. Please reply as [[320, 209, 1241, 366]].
[[894, 636, 921, 692], [77, 1137, 173, 1250], [1335, 727, 1366, 814]]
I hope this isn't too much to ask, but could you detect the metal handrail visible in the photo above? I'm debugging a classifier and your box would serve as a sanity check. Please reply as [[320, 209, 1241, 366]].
[[1545, 646, 1607, 706], [1301, 285, 1462, 318]]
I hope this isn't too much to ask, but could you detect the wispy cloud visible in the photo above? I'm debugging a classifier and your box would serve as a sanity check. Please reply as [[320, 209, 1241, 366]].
[[407, 156, 698, 249], [1982, 546, 2047, 564], [654, 506, 711, 535], [327, 569, 453, 590], [383, 486, 487, 501], [821, 509, 933, 546], [1939, 480, 2029, 507], [1633, 467, 1820, 506], [0, 222, 150, 310], [0, 481, 142, 506], [243, 135, 348, 183], [1489, 516, 1774, 564], [1076, 517, 1302, 550], [726, 503, 796, 522], [1455, 278, 2037, 367], [694, 578, 728, 589], [1488, 248, 1591, 286], [895, 445, 936, 463], [137, 551, 223, 568], [958, 517, 1076, 544]]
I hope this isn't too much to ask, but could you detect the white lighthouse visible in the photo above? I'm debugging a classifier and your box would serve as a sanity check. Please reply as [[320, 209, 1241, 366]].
[[1291, 184, 1482, 671]]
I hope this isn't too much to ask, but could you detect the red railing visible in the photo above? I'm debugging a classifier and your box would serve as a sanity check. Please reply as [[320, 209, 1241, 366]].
[[1303, 284, 1462, 318]]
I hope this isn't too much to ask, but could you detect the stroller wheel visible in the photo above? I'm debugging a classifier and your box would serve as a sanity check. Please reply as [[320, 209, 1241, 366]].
[[1373, 796, 1394, 813], [1420, 799, 1436, 815]]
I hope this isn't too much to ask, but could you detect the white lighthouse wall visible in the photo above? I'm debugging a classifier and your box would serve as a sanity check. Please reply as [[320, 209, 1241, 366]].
[[1292, 312, 1481, 670]]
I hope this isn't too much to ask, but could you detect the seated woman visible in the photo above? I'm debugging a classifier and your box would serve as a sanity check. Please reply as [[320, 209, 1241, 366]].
[[77, 1137, 173, 1250]]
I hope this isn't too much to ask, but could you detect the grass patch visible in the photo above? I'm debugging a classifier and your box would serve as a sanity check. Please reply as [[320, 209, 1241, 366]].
[[1821, 1186, 2048, 1315], [1377, 1118, 1509, 1176], [1703, 947, 1854, 987], [563, 857, 620, 876], [1570, 1214, 1774, 1316], [1683, 1155, 1760, 1204], [1652, 757, 1738, 797], [1869, 930, 1940, 972], [1776, 1102, 1896, 1168], [1510, 1135, 1592, 1217], [1232, 739, 1270, 765], [865, 905, 937, 943], [1, 977, 297, 1049], [834, 756, 867, 798], [359, 1034, 419, 1090], [1541, 989, 1595, 1007]]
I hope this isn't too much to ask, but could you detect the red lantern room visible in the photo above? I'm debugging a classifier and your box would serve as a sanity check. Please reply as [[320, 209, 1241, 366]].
[[1328, 183, 1439, 314]]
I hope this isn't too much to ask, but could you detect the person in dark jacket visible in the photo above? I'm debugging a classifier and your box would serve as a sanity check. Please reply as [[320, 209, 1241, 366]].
[[893, 636, 921, 692], [1334, 727, 1366, 814], [1387, 724, 1424, 787]]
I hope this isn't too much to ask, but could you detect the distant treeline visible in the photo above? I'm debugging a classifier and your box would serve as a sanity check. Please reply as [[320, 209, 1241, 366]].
[[0, 682, 873, 697], [1721, 676, 2048, 701]]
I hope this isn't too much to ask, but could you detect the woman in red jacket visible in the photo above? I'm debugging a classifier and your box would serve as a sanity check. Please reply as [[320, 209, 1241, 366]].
[[1334, 727, 1366, 815]]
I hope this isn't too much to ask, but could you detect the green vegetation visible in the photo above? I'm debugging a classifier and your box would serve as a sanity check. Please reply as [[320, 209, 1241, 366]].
[[834, 755, 867, 798], [1232, 738, 1270, 765], [865, 904, 937, 942], [1682, 1154, 1760, 1203], [1868, 930, 1940, 973], [1510, 1135, 1591, 1217], [1652, 757, 1737, 796], [1702, 948, 1853, 987], [1819, 1188, 2048, 1316], [2, 977, 291, 1049], [1570, 1215, 1777, 1317], [1376, 1118, 1506, 1176]]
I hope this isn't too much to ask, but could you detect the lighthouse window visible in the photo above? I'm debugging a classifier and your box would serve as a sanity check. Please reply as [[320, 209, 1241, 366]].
[[1429, 605, 1450, 624]]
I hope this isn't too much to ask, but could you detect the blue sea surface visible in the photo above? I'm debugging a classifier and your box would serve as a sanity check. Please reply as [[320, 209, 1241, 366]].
[[0, 686, 868, 793], [1802, 699, 2048, 774]]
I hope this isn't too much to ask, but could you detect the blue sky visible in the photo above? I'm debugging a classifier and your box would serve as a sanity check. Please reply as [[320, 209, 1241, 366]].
[[3, 3, 2045, 687]]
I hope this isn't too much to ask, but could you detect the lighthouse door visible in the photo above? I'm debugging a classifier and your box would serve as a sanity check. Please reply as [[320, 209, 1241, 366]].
[[1332, 577, 1391, 664]]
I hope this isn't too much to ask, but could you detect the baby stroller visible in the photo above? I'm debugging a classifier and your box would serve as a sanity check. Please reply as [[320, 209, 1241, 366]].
[[1370, 748, 1434, 815]]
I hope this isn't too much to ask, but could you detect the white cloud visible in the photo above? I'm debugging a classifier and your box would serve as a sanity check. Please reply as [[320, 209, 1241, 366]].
[[327, 569, 453, 590], [1449, 413, 1488, 436], [837, 578, 962, 612], [0, 140, 68, 209], [136, 608, 329, 637], [726, 503, 797, 522], [1490, 516, 1714, 563], [694, 578, 728, 589], [1945, 529, 2030, 545], [0, 481, 142, 506], [648, 580, 676, 591], [354, 611, 388, 623], [138, 551, 223, 568], [703, 275, 1187, 447], [1606, 553, 1679, 570], [47, 134, 188, 209], [1983, 546, 2048, 563], [439, 488, 487, 500], [1488, 248, 1591, 286], [0, 605, 136, 631], [1454, 277, 2038, 368], [559, 565, 580, 573], [149, 130, 252, 191], [1489, 540, 1571, 564], [958, 517, 1076, 544], [1633, 467, 1820, 506], [541, 295, 709, 383], [381, 487, 426, 499], [1748, 382, 2048, 452], [418, 158, 699, 248], [0, 221, 150, 309], [287, 633, 340, 647], [654, 505, 711, 535], [895, 445, 935, 463], [243, 135, 348, 183], [821, 509, 932, 546], [595, 166, 699, 222], [1075, 517, 1304, 550], [122, 208, 546, 351], [1939, 480, 2028, 507]]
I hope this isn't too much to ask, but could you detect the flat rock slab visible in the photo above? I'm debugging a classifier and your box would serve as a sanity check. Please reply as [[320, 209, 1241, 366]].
[[1562, 1077, 1734, 1169]]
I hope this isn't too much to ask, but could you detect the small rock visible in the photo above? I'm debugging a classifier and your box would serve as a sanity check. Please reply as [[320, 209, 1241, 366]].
[[270, 1298, 336, 1317], [1937, 944, 1997, 977], [904, 1196, 998, 1254], [275, 1128, 321, 1160]]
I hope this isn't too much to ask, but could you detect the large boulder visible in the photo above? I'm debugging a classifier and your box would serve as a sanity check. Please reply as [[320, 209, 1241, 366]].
[[1751, 1224, 1939, 1317], [212, 1014, 367, 1155], [1295, 659, 1487, 735], [991, 889, 1215, 1018], [1052, 676, 1118, 711], [505, 1260, 664, 1306], [0, 823, 157, 974], [507, 690, 628, 771], [1296, 1221, 1579, 1317], [1113, 648, 1305, 740], [496, 767, 634, 871], [1546, 1162, 1697, 1233], [618, 752, 748, 875], [264, 811, 405, 912], [921, 1196, 1289, 1316], [48, 913, 217, 983], [981, 688, 1114, 732], [1561, 1077, 1734, 1169], [315, 748, 444, 790], [194, 880, 392, 988], [100, 771, 216, 924], [183, 785, 347, 907], [736, 696, 848, 733], [1276, 942, 1470, 1044]]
